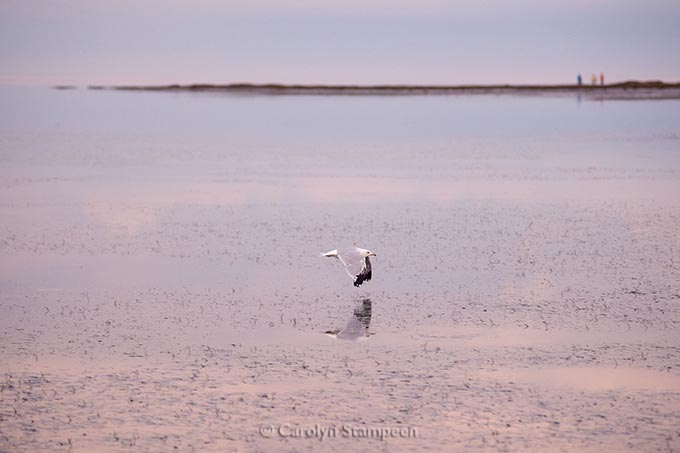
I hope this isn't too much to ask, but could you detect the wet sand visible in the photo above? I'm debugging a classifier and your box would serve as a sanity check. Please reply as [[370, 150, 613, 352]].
[[1, 87, 680, 451]]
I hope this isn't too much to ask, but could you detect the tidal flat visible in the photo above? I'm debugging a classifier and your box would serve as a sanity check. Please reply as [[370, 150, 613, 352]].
[[1, 87, 679, 451]]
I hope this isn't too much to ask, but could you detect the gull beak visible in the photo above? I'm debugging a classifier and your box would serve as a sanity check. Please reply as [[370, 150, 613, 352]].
[[370, 252, 377, 257]]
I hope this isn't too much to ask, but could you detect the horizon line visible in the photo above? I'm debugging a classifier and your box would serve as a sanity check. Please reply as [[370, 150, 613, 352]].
[[51, 79, 680, 90]]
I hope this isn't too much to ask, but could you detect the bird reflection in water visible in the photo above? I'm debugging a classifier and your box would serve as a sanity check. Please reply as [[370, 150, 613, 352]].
[[325, 299, 373, 341]]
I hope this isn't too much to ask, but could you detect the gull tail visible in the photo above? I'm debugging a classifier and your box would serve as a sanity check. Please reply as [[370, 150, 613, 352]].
[[321, 249, 338, 258]]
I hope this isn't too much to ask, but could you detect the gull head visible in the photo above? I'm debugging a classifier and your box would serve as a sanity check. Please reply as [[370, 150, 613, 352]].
[[358, 248, 377, 257]]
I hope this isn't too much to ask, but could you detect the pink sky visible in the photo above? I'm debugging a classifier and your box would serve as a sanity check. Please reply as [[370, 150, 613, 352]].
[[1, 0, 679, 85]]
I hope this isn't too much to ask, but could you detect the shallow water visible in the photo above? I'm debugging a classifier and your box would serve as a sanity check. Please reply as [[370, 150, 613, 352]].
[[1, 87, 680, 451]]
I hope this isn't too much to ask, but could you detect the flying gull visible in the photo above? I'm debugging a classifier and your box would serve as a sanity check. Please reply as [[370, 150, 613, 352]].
[[322, 247, 376, 287]]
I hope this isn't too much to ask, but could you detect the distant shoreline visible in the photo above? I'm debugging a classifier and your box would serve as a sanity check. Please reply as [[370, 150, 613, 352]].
[[58, 81, 680, 99]]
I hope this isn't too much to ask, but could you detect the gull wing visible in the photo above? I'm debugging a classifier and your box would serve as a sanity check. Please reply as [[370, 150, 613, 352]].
[[353, 256, 372, 287], [337, 248, 372, 287]]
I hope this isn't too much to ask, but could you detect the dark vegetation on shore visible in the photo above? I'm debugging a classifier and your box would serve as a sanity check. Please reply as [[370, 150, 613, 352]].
[[92, 80, 679, 91], [50, 80, 680, 99]]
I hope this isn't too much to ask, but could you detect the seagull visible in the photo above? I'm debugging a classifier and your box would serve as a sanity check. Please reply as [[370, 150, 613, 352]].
[[322, 247, 376, 287], [325, 299, 373, 340]]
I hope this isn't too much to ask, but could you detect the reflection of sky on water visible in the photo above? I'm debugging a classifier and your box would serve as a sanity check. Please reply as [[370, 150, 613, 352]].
[[485, 367, 680, 391], [3, 87, 680, 144], [1, 87, 679, 203]]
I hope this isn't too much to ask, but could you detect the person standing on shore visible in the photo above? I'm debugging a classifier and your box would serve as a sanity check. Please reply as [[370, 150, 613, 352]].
[[600, 73, 605, 85], [577, 74, 582, 85], [591, 74, 597, 85]]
